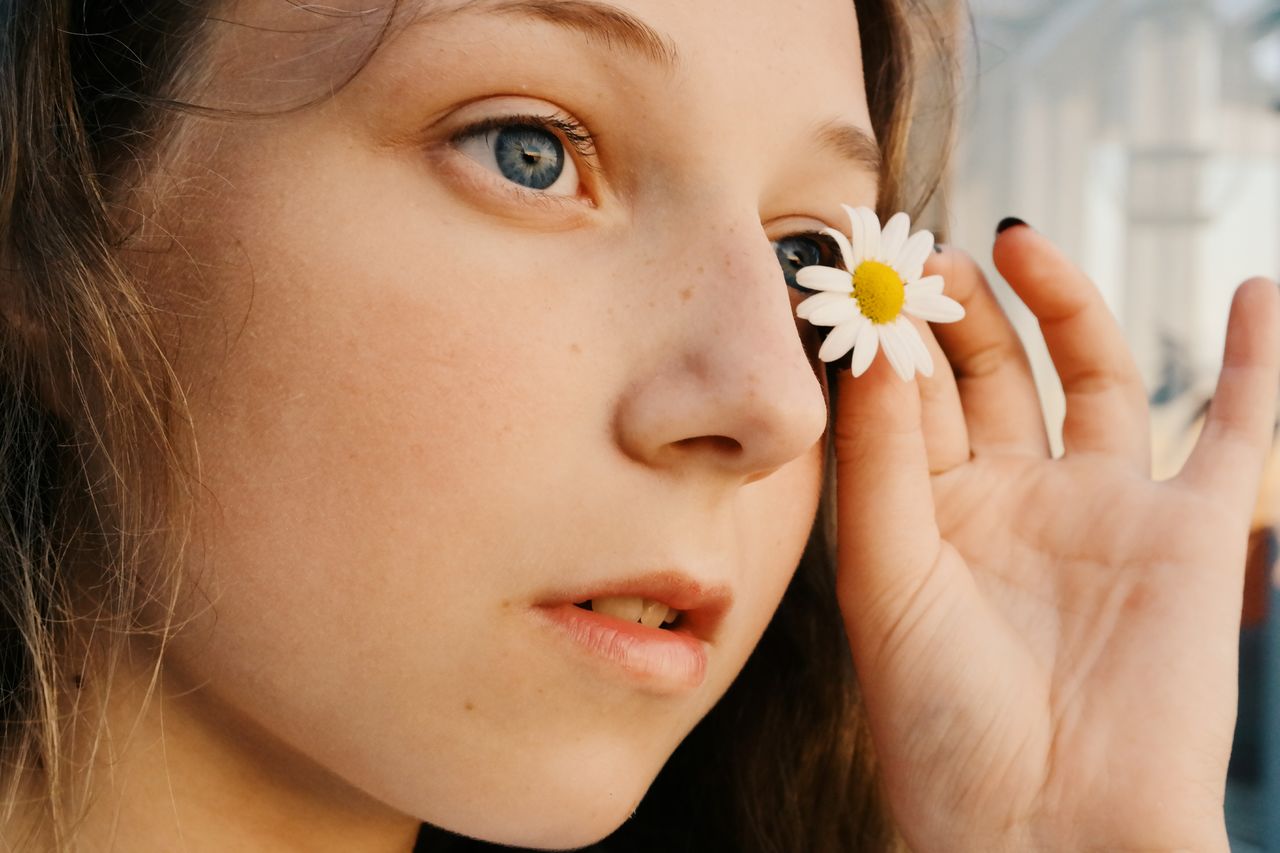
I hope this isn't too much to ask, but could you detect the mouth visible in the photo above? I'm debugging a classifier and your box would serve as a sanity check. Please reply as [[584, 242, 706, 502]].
[[536, 568, 733, 643], [530, 569, 734, 692]]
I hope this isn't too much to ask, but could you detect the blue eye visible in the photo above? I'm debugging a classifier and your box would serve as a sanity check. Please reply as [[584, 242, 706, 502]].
[[494, 124, 564, 189], [773, 233, 844, 291], [453, 113, 593, 198]]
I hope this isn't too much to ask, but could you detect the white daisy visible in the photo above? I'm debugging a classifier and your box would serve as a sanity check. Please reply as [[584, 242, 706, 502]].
[[794, 205, 965, 381]]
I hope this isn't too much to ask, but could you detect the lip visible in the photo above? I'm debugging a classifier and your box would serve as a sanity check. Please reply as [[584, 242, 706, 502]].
[[531, 570, 733, 692]]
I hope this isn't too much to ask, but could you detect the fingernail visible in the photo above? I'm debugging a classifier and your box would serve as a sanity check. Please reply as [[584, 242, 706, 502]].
[[996, 217, 1029, 235]]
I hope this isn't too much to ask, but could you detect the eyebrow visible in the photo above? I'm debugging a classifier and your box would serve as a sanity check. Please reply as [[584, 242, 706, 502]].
[[407, 0, 681, 70], [406, 0, 882, 177], [812, 119, 883, 176]]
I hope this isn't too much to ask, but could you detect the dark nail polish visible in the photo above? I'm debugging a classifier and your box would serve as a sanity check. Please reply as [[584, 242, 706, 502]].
[[932, 243, 945, 254], [996, 217, 1028, 235]]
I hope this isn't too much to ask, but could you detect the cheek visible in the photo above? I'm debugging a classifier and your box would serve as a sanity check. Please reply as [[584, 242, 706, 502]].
[[173, 175, 601, 592]]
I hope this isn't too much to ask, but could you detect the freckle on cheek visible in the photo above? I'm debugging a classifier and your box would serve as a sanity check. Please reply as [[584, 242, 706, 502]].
[[680, 287, 693, 302], [569, 342, 582, 354]]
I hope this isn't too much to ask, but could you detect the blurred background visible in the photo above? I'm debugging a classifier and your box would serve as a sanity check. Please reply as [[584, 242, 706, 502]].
[[924, 0, 1280, 848]]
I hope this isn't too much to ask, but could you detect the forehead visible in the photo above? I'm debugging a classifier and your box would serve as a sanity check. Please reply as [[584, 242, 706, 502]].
[[206, 0, 872, 130]]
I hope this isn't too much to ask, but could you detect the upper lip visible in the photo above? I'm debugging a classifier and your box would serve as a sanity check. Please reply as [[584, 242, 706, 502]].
[[535, 568, 733, 642]]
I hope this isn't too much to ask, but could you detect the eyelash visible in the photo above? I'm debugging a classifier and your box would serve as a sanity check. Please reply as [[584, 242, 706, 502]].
[[454, 111, 599, 163]]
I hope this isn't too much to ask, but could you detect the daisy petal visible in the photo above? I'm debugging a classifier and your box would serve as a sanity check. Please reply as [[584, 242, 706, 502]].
[[906, 274, 946, 300], [896, 316, 934, 378], [843, 204, 868, 267], [795, 264, 853, 294], [819, 227, 855, 272], [849, 318, 880, 377], [817, 317, 865, 363], [855, 207, 881, 262], [905, 293, 966, 324], [879, 322, 915, 381], [805, 298, 860, 327], [880, 212, 910, 266], [796, 291, 851, 320], [895, 230, 935, 282]]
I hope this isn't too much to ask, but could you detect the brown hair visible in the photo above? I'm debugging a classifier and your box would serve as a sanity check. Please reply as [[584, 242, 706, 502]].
[[0, 2, 957, 850]]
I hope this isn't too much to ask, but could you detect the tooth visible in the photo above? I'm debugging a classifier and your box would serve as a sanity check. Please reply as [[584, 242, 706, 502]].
[[661, 606, 677, 626], [639, 599, 668, 629], [591, 596, 644, 623]]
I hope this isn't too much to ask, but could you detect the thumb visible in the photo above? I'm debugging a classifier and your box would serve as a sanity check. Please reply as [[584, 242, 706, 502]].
[[832, 350, 948, 649]]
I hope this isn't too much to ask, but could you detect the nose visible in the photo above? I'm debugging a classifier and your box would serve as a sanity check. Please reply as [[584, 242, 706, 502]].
[[613, 214, 830, 485]]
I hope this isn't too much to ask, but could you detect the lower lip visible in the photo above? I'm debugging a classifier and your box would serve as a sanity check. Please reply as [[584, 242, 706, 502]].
[[532, 603, 709, 692]]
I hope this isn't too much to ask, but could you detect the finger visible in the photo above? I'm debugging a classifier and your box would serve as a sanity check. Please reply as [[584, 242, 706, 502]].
[[926, 245, 1051, 457], [992, 221, 1150, 470], [833, 346, 948, 627], [909, 312, 970, 474], [1177, 278, 1280, 518]]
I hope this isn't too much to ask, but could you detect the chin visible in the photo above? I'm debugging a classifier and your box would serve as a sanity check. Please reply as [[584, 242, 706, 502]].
[[447, 811, 637, 851], [414, 745, 667, 850], [428, 787, 649, 851]]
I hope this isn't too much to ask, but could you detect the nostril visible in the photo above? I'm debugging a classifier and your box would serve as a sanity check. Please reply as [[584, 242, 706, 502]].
[[675, 435, 742, 454]]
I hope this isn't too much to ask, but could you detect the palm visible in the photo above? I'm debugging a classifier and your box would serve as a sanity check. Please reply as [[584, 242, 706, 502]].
[[832, 227, 1279, 853]]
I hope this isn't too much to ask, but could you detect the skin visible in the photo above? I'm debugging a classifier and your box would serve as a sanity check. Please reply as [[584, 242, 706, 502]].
[[14, 0, 1280, 851]]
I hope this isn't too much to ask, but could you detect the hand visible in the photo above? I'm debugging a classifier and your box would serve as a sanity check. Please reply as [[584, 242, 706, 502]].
[[832, 221, 1280, 853]]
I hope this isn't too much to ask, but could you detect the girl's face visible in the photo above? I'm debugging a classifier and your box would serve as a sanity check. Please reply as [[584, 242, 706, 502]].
[[122, 0, 878, 847]]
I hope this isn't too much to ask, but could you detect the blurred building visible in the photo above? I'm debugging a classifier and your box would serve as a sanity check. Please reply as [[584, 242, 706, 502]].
[[945, 0, 1279, 458]]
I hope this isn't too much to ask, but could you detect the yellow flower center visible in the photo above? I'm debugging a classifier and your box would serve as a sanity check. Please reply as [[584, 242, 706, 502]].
[[851, 261, 905, 324]]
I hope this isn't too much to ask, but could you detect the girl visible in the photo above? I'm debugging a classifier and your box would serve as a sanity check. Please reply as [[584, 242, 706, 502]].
[[1, 1, 1276, 850]]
